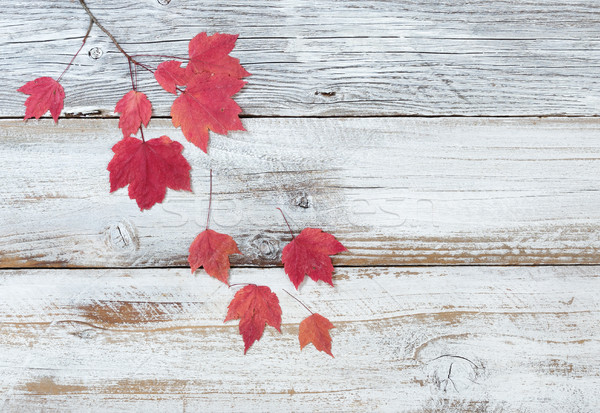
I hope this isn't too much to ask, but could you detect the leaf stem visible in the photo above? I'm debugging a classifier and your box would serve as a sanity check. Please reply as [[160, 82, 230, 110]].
[[229, 283, 252, 288], [276, 207, 295, 239], [57, 17, 94, 82], [128, 60, 135, 90], [139, 125, 146, 143], [130, 54, 190, 61], [283, 289, 313, 315], [206, 169, 213, 230], [77, 0, 155, 74]]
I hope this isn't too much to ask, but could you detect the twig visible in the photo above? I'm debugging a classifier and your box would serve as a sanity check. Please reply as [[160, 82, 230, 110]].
[[78, 0, 155, 74], [57, 17, 94, 82], [282, 289, 313, 315]]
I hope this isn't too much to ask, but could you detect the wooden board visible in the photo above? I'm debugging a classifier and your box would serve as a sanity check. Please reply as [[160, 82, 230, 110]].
[[1, 117, 600, 268], [2, 0, 600, 117], [0, 266, 597, 412]]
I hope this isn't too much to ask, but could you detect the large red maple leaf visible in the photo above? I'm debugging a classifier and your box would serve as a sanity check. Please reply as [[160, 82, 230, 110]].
[[107, 136, 191, 210], [114, 90, 152, 138], [17, 77, 65, 123], [282, 228, 347, 289], [187, 32, 250, 78], [171, 73, 246, 152], [188, 229, 240, 285], [225, 285, 282, 354], [299, 313, 335, 357]]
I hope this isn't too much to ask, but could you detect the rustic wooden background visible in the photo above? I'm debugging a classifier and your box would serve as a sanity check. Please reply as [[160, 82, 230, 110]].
[[1, 0, 599, 411]]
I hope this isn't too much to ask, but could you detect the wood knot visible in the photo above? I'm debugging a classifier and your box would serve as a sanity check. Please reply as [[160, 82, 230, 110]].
[[88, 47, 103, 60], [426, 355, 484, 394], [157, 0, 171, 4], [105, 220, 139, 252], [315, 91, 336, 97], [292, 192, 312, 209], [249, 234, 281, 261]]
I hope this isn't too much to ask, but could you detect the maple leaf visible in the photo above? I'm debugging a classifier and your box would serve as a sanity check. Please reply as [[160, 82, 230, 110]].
[[154, 60, 189, 94], [282, 228, 347, 289], [17, 77, 65, 123], [299, 313, 335, 357], [107, 136, 191, 210], [187, 32, 250, 78], [171, 73, 246, 152], [188, 229, 240, 285], [114, 91, 152, 138], [225, 285, 282, 354]]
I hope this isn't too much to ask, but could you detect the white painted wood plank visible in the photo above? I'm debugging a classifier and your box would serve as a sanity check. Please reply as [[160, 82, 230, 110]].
[[1, 117, 600, 267], [0, 266, 597, 412], [1, 0, 600, 116]]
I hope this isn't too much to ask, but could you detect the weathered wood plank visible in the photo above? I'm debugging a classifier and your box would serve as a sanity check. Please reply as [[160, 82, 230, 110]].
[[2, 117, 600, 267], [1, 0, 600, 116], [0, 266, 597, 412]]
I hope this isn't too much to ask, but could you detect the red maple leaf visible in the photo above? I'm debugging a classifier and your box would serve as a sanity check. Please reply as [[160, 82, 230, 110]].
[[282, 228, 347, 289], [17, 77, 65, 123], [171, 73, 246, 152], [107, 136, 191, 210], [299, 313, 335, 357], [114, 91, 152, 137], [187, 32, 250, 78], [188, 229, 240, 285], [154, 60, 189, 94], [225, 285, 282, 354]]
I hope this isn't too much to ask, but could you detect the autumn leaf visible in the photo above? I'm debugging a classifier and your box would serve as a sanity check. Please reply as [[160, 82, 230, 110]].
[[107, 136, 191, 210], [225, 285, 282, 354], [282, 228, 347, 289], [299, 313, 335, 357], [187, 32, 250, 78], [171, 73, 246, 152], [188, 229, 240, 285], [154, 61, 189, 94], [114, 91, 152, 138], [17, 77, 65, 123]]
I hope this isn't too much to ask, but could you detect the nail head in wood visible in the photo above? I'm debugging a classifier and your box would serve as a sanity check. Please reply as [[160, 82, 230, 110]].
[[88, 47, 103, 60]]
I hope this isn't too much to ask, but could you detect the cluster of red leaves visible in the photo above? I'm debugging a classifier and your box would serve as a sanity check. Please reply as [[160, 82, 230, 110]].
[[18, 28, 347, 357], [18, 33, 248, 211], [189, 209, 346, 355]]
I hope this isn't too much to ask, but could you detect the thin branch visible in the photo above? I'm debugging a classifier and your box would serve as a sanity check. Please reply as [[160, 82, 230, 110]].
[[57, 17, 94, 82], [206, 169, 213, 230], [77, 0, 155, 74], [282, 289, 313, 315], [276, 207, 294, 239], [130, 54, 190, 60], [128, 60, 135, 90]]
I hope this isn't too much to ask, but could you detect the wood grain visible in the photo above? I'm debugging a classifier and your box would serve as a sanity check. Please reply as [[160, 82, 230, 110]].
[[0, 119, 600, 267], [1, 117, 600, 268], [0, 266, 597, 412], [2, 0, 600, 117]]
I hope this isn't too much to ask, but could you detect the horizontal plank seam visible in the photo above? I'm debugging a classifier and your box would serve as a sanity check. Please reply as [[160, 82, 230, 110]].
[[2, 114, 600, 121], [1, 263, 600, 271]]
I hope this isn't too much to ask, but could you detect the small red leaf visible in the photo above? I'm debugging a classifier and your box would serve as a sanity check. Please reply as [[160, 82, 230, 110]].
[[171, 73, 245, 152], [299, 313, 335, 357], [281, 228, 347, 289], [187, 32, 250, 78], [188, 229, 240, 285], [107, 136, 191, 210], [225, 285, 282, 354], [114, 91, 152, 138], [17, 77, 65, 123], [154, 60, 189, 94]]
